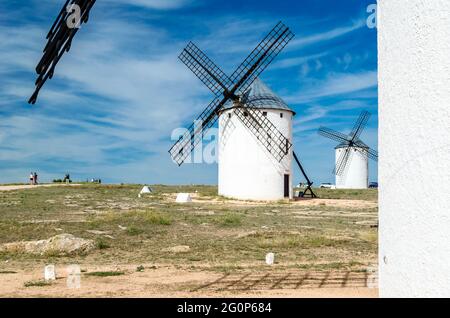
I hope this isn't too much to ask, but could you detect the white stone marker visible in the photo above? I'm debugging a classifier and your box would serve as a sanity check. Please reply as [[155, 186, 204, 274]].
[[265, 253, 275, 265], [66, 265, 81, 289], [44, 265, 56, 281], [366, 265, 378, 289], [176, 193, 192, 203], [138, 186, 153, 198]]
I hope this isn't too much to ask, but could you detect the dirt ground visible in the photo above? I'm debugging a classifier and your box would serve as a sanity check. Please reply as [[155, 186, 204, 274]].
[[0, 265, 377, 298], [0, 184, 79, 192], [0, 184, 378, 298]]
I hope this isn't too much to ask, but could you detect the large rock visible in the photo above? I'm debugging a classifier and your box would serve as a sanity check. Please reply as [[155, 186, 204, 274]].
[[0, 234, 95, 256]]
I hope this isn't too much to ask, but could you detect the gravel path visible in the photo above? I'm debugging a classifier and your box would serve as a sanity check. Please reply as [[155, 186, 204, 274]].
[[0, 184, 80, 191]]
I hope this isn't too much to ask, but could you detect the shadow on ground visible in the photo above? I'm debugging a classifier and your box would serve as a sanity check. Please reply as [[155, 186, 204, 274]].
[[193, 270, 378, 292]]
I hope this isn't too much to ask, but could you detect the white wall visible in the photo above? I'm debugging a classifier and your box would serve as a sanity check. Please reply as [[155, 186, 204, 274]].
[[378, 0, 450, 297]]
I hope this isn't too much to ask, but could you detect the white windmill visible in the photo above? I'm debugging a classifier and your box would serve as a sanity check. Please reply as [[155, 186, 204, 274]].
[[318, 111, 378, 189], [169, 22, 316, 200], [218, 79, 295, 200]]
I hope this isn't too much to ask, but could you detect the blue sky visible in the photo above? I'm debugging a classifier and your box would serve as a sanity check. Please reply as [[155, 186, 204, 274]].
[[0, 0, 378, 185]]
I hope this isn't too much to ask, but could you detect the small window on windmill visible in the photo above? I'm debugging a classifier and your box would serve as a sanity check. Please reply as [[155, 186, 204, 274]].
[[228, 113, 231, 119], [263, 112, 267, 117], [244, 111, 248, 117], [280, 113, 284, 118]]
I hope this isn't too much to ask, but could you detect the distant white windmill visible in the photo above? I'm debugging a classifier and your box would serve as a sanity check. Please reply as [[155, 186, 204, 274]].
[[318, 111, 378, 189]]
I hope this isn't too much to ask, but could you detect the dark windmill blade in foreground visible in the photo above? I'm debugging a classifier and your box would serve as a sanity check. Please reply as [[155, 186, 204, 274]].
[[168, 21, 294, 166], [28, 0, 97, 104], [318, 111, 378, 179]]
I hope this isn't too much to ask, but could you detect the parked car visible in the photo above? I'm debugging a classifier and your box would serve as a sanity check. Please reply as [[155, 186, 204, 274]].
[[320, 183, 334, 189], [369, 182, 378, 188]]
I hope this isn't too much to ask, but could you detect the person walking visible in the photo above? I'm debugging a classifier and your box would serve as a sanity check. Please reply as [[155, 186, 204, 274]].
[[29, 172, 34, 185], [33, 172, 38, 185]]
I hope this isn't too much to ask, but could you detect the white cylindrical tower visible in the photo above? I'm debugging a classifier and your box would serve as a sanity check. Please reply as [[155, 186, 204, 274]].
[[335, 145, 369, 189], [218, 79, 294, 201]]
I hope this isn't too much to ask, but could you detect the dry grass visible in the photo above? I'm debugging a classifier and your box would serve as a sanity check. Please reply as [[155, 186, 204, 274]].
[[0, 184, 378, 274], [309, 188, 378, 201], [24, 280, 52, 287]]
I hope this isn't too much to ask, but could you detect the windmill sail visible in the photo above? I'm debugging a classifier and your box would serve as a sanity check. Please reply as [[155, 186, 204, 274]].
[[169, 21, 295, 166], [318, 111, 378, 176], [350, 111, 371, 140], [230, 22, 294, 96], [169, 98, 224, 166], [231, 79, 293, 162], [179, 42, 233, 97]]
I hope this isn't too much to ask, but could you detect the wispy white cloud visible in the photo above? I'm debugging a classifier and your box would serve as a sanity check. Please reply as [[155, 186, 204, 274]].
[[191, 18, 276, 66], [103, 0, 195, 10], [316, 70, 377, 96], [292, 99, 377, 134], [286, 71, 378, 104], [272, 52, 330, 70], [0, 25, 43, 74], [289, 19, 366, 49], [294, 105, 328, 126]]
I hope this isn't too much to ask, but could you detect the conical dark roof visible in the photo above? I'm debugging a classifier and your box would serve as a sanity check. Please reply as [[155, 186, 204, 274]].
[[222, 78, 295, 114], [335, 141, 369, 150]]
